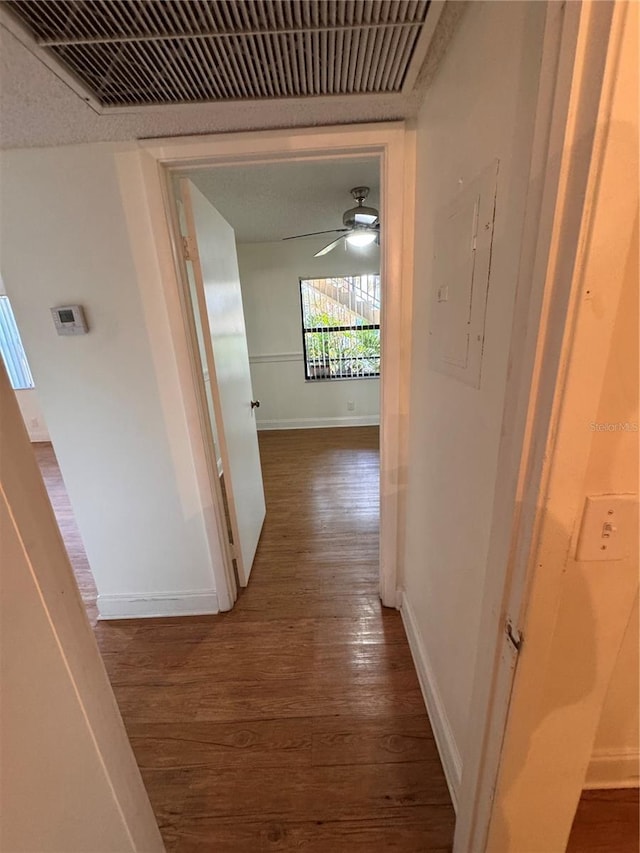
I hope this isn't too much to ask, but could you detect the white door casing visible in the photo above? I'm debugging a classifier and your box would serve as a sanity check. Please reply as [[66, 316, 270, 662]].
[[130, 123, 409, 609]]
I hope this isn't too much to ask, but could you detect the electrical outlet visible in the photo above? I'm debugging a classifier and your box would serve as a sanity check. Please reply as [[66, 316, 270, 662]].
[[347, 400, 355, 412]]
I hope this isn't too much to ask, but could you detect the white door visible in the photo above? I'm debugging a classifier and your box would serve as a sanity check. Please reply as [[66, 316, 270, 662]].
[[179, 178, 266, 586]]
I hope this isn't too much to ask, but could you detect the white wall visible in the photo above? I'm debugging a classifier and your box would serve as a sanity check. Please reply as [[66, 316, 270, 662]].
[[14, 389, 49, 441], [0, 143, 220, 618], [585, 67, 639, 783], [236, 239, 380, 429], [400, 0, 547, 795], [589, 600, 639, 787], [0, 365, 162, 852]]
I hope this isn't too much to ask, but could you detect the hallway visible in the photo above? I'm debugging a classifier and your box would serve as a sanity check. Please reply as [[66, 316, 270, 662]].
[[33, 432, 638, 851], [36, 428, 456, 851]]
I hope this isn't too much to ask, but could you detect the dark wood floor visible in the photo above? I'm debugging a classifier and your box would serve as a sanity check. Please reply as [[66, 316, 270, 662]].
[[567, 788, 639, 853], [36, 442, 99, 626], [35, 429, 455, 851], [33, 431, 639, 852]]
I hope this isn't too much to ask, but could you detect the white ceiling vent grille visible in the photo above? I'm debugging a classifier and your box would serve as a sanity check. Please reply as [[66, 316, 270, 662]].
[[3, 0, 432, 108]]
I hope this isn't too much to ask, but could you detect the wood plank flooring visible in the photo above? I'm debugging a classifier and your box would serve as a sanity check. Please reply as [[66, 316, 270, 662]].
[[35, 442, 99, 626], [34, 429, 455, 851], [33, 432, 638, 852], [567, 788, 640, 853]]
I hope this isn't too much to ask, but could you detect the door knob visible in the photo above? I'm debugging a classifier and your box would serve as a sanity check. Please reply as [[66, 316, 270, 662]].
[[251, 400, 260, 409]]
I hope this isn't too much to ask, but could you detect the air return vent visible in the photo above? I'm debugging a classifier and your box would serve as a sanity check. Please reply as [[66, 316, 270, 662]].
[[3, 0, 432, 108]]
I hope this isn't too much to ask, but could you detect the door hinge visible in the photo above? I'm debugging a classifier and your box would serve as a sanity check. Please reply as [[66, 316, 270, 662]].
[[181, 235, 196, 261], [506, 619, 524, 653]]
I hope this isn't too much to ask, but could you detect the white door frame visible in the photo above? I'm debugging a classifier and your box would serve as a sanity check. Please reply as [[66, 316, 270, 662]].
[[134, 123, 410, 611]]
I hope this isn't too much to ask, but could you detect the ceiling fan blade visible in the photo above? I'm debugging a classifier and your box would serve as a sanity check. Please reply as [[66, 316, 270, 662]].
[[315, 234, 347, 257], [282, 228, 349, 241]]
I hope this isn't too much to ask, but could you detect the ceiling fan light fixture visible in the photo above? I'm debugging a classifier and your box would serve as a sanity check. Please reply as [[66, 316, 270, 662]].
[[346, 229, 377, 248], [285, 186, 380, 256]]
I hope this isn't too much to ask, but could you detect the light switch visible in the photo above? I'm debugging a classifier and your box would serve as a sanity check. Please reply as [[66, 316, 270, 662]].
[[575, 494, 638, 561]]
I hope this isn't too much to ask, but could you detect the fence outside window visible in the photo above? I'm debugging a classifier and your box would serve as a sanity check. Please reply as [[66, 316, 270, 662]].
[[299, 275, 381, 381]]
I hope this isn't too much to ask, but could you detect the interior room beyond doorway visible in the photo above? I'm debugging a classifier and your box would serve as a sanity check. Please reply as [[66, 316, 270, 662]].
[[182, 156, 383, 434]]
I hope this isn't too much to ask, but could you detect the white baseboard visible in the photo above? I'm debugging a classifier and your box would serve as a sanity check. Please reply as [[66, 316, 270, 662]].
[[400, 591, 462, 811], [97, 589, 219, 620], [257, 415, 380, 431], [585, 748, 640, 789]]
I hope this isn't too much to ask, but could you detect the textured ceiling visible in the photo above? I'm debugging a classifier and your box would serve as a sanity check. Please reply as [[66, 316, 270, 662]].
[[186, 157, 380, 243], [4, 0, 431, 107], [0, 2, 466, 150], [0, 22, 412, 149]]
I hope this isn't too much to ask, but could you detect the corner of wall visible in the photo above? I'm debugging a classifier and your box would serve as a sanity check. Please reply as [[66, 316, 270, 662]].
[[15, 389, 50, 442]]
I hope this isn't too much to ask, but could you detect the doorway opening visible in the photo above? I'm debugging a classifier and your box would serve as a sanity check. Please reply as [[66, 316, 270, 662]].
[[165, 155, 386, 609], [131, 124, 408, 612]]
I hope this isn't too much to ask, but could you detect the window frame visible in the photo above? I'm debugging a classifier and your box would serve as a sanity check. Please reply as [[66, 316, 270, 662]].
[[298, 275, 381, 382], [0, 295, 35, 391]]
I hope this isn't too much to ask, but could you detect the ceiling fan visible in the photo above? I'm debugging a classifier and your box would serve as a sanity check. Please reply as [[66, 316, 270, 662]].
[[283, 186, 380, 257]]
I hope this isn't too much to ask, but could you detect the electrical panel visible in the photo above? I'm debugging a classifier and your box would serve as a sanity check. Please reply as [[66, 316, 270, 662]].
[[429, 161, 499, 389]]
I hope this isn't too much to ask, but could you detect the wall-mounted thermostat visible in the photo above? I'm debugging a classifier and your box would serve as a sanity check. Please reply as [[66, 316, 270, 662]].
[[51, 305, 88, 336]]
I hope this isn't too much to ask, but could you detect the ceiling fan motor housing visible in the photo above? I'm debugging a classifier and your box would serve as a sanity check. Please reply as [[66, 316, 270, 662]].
[[282, 185, 380, 255], [343, 186, 379, 228]]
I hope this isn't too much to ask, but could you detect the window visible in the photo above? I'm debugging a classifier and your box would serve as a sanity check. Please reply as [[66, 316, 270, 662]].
[[0, 296, 35, 390], [300, 275, 381, 380]]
